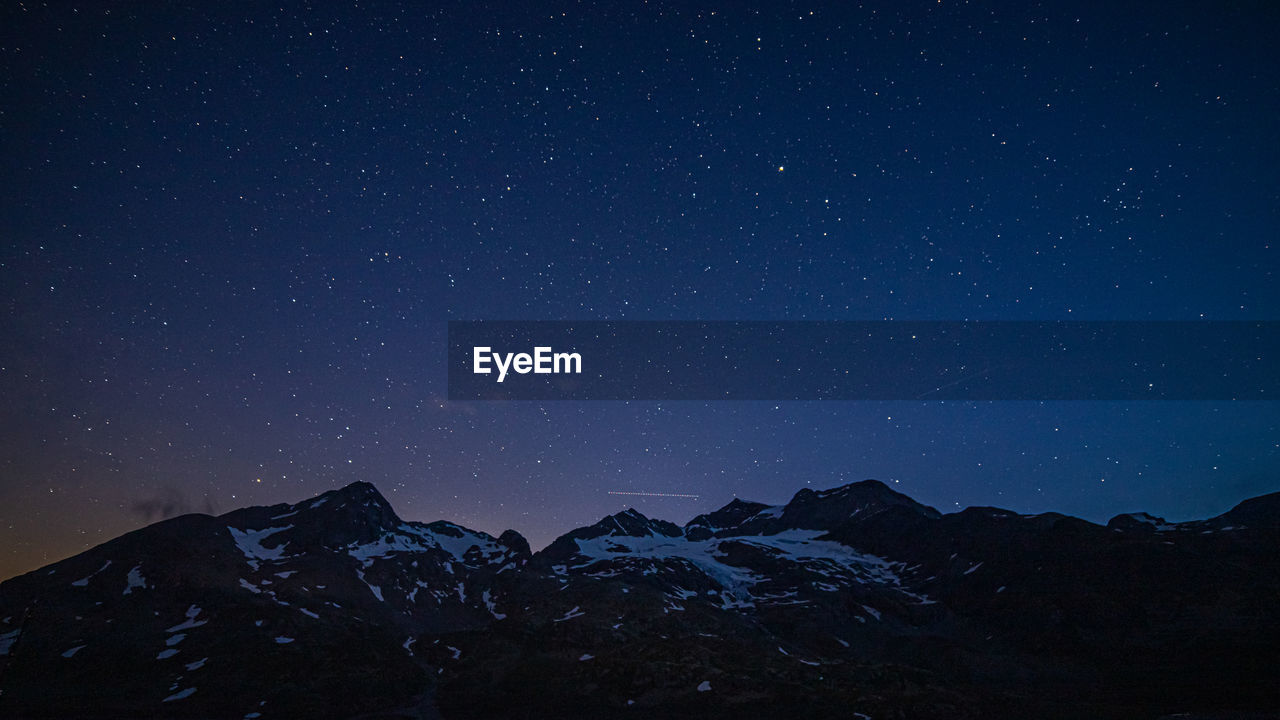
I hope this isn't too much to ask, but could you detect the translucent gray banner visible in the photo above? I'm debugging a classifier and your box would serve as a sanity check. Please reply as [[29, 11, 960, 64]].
[[447, 321, 1278, 401]]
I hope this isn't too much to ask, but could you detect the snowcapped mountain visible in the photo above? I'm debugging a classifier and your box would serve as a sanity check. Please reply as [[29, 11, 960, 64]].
[[0, 481, 526, 718], [2, 480, 1278, 719]]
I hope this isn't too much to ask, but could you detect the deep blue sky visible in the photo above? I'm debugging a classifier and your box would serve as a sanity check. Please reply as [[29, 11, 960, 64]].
[[2, 0, 1276, 579]]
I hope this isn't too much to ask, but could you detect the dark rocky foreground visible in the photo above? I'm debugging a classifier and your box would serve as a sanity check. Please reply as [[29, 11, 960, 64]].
[[1, 479, 1278, 719]]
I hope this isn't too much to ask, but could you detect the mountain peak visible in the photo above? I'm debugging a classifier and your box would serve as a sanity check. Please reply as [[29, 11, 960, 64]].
[[328, 480, 385, 502], [1213, 490, 1280, 528], [538, 505, 683, 562], [310, 480, 396, 512], [793, 478, 895, 501], [683, 479, 941, 541], [780, 478, 941, 530], [684, 497, 774, 540], [497, 529, 532, 562], [1107, 512, 1177, 532], [602, 507, 681, 538]]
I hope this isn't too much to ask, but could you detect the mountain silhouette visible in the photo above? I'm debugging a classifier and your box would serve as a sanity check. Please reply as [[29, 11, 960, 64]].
[[1, 479, 1278, 719]]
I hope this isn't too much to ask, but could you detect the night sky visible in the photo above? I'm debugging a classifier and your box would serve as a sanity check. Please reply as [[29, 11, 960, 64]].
[[2, 1, 1277, 581]]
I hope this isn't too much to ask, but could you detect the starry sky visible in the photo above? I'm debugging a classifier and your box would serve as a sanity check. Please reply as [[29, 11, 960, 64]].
[[1, 0, 1277, 581]]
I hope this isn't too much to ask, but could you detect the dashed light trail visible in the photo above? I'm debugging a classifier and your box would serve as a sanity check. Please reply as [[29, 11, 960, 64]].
[[607, 491, 700, 499]]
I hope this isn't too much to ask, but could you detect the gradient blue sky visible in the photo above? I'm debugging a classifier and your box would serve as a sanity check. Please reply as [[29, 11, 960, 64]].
[[2, 0, 1276, 579]]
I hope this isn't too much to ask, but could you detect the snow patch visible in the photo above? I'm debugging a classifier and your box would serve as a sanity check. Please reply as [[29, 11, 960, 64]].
[[1119, 512, 1179, 531], [553, 606, 585, 622], [750, 505, 784, 521], [123, 564, 147, 595], [61, 645, 85, 658], [71, 561, 111, 587], [228, 525, 292, 569], [482, 589, 506, 619], [400, 522, 508, 564], [568, 529, 912, 608], [697, 680, 711, 692], [355, 568, 384, 601], [166, 605, 207, 633], [0, 630, 19, 656], [347, 533, 433, 567], [162, 687, 196, 702], [274, 636, 294, 644]]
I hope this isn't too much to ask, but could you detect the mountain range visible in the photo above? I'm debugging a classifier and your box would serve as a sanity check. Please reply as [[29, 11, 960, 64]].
[[1, 479, 1278, 719]]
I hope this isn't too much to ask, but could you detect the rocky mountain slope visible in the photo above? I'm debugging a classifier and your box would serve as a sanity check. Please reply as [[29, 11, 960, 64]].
[[1, 480, 1277, 719]]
